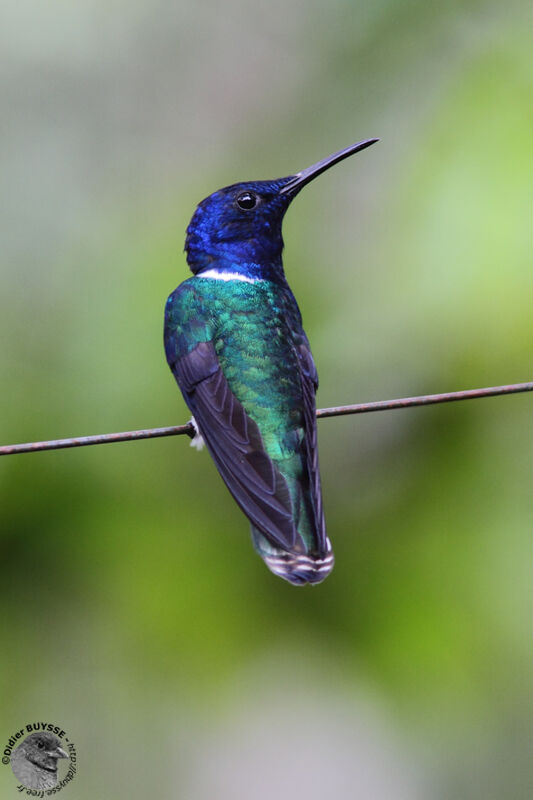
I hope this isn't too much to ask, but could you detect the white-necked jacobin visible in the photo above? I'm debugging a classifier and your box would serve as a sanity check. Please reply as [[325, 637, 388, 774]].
[[164, 139, 379, 586]]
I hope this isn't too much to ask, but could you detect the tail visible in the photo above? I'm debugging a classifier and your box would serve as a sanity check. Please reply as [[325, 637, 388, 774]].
[[251, 526, 334, 586]]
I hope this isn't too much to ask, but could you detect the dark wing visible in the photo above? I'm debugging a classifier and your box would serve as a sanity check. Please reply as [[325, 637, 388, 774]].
[[296, 339, 327, 551], [168, 340, 297, 550]]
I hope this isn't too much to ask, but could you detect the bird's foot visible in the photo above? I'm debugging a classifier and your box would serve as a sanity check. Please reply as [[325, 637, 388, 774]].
[[189, 416, 205, 451]]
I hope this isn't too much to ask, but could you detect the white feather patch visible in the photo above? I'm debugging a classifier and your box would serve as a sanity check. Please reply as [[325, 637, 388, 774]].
[[199, 269, 257, 284], [189, 416, 205, 451]]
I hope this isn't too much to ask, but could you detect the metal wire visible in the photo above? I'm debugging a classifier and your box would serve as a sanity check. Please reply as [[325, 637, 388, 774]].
[[1, 381, 531, 457]]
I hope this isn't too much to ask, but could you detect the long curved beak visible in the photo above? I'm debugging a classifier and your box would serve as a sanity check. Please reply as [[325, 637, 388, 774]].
[[280, 138, 379, 195]]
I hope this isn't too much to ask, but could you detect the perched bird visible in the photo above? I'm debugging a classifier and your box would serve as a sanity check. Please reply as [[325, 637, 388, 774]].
[[165, 139, 378, 585], [11, 732, 68, 790]]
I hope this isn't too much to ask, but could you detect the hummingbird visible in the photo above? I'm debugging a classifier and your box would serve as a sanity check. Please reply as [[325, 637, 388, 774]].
[[164, 139, 378, 585]]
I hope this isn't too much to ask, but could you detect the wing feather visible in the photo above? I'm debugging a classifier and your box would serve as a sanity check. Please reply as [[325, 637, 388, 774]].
[[297, 341, 327, 551], [169, 340, 297, 549]]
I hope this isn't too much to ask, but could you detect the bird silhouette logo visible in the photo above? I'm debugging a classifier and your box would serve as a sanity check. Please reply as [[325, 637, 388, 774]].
[[10, 732, 68, 790]]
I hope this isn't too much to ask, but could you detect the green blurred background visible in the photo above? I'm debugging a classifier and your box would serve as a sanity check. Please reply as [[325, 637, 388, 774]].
[[1, 0, 533, 797]]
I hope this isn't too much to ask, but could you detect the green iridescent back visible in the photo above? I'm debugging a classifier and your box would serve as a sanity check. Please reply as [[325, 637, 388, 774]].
[[166, 276, 307, 462]]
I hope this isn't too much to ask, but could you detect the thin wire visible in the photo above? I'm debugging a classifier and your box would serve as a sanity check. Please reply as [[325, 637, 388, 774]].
[[1, 381, 531, 457]]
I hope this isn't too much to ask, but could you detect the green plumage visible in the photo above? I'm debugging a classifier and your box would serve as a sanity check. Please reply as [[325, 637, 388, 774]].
[[165, 276, 317, 548]]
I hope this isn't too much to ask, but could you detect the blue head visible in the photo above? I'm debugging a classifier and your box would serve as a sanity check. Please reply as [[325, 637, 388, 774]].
[[185, 178, 293, 279], [185, 138, 379, 281]]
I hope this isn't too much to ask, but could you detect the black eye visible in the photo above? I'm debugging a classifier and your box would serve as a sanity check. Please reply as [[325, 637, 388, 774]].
[[236, 191, 258, 210], [37, 742, 45, 749]]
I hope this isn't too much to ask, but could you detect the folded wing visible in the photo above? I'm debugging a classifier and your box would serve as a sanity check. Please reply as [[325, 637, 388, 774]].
[[168, 340, 298, 550]]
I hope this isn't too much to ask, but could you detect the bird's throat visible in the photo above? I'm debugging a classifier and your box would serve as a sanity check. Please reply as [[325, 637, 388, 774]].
[[28, 758, 58, 773]]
